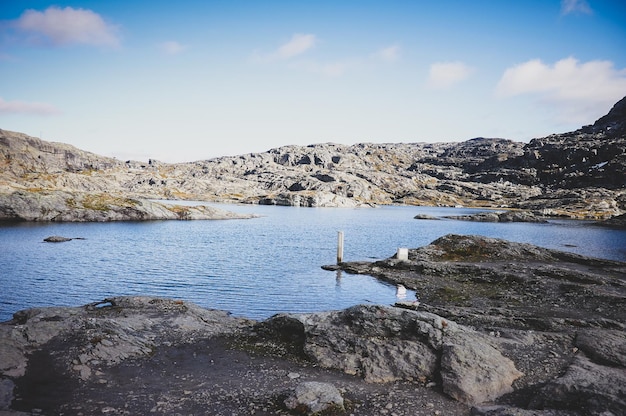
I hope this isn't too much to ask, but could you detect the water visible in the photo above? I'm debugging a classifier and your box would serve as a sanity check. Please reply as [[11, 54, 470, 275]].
[[1, 204, 625, 322]]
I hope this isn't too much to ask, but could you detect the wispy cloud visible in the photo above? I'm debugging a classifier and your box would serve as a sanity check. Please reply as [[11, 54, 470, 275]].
[[159, 41, 188, 55], [253, 33, 317, 62], [277, 33, 316, 59], [371, 44, 401, 62], [0, 97, 61, 115], [12, 6, 120, 47], [427, 61, 474, 89], [560, 0, 592, 15], [495, 57, 626, 122]]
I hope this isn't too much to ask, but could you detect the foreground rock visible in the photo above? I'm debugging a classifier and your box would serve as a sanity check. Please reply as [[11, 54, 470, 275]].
[[0, 297, 470, 415], [257, 304, 523, 405], [328, 234, 626, 415], [1, 235, 625, 415]]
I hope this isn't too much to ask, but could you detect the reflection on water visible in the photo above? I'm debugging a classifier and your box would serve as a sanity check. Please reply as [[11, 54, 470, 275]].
[[1, 204, 624, 322]]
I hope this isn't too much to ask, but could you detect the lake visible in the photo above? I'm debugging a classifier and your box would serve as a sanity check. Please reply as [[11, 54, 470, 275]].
[[1, 204, 625, 322]]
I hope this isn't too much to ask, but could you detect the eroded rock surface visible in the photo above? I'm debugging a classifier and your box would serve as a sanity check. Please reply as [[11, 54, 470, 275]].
[[328, 234, 626, 415]]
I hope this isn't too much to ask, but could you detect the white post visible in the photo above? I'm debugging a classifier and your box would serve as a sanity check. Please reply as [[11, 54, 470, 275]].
[[337, 231, 344, 263], [397, 247, 409, 261]]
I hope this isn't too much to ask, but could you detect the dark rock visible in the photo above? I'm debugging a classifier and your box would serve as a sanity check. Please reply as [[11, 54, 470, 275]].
[[444, 210, 548, 223], [414, 214, 440, 220], [43, 236, 73, 242]]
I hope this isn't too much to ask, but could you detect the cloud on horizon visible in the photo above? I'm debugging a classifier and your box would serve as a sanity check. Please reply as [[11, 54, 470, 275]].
[[427, 62, 474, 89], [496, 57, 626, 123], [0, 97, 61, 115], [11, 6, 120, 47], [560, 0, 593, 15]]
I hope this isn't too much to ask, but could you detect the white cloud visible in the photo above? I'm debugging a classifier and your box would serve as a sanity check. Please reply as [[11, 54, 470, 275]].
[[495, 57, 626, 122], [160, 41, 188, 55], [253, 33, 316, 62], [0, 97, 61, 115], [13, 6, 120, 47], [372, 45, 401, 62], [561, 0, 592, 15], [276, 33, 316, 59], [427, 61, 473, 89]]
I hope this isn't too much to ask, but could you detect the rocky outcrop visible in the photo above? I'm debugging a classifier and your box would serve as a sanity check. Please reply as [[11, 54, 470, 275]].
[[0, 190, 255, 221], [328, 234, 626, 415], [258, 304, 523, 405], [1, 96, 625, 220]]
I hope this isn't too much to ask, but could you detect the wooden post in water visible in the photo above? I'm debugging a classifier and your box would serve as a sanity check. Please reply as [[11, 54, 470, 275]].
[[337, 231, 344, 263]]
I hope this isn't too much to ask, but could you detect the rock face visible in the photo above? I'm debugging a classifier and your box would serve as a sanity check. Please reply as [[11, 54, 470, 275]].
[[1, 96, 625, 220]]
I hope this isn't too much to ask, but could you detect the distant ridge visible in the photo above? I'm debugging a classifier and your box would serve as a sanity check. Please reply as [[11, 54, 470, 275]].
[[1, 96, 625, 221]]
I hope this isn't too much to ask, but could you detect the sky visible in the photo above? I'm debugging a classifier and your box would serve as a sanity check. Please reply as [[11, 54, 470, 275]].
[[1, 0, 626, 163]]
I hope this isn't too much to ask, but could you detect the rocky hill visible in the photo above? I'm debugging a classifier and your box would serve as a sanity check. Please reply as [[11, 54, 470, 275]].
[[1, 97, 625, 221]]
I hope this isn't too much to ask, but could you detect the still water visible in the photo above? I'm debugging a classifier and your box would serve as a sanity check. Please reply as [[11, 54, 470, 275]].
[[1, 204, 625, 322]]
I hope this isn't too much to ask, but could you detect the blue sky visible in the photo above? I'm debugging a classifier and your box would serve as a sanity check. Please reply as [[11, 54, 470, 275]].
[[1, 1, 626, 162]]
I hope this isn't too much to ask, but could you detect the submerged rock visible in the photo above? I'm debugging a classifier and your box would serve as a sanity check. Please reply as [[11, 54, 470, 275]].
[[43, 236, 73, 242]]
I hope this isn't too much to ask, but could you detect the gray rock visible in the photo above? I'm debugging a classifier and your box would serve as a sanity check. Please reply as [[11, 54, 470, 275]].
[[260, 304, 523, 404], [283, 381, 344, 414], [575, 329, 626, 367], [530, 353, 626, 415], [440, 330, 523, 404]]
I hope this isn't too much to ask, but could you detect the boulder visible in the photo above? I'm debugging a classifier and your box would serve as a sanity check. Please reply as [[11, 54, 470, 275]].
[[440, 330, 523, 404], [259, 304, 523, 404], [283, 381, 344, 414]]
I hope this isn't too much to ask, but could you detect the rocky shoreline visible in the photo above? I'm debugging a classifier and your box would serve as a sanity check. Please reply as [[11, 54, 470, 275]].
[[1, 235, 624, 415]]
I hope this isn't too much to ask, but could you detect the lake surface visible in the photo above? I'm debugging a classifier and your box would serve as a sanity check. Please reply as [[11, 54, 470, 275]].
[[2, 204, 625, 322]]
